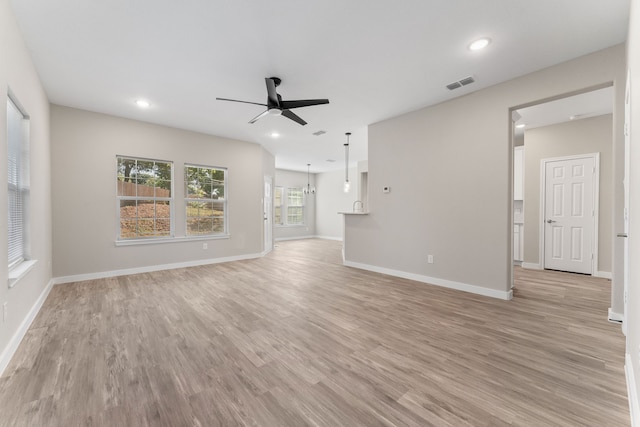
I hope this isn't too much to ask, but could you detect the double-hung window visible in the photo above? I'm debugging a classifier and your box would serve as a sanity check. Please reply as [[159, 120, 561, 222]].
[[274, 186, 305, 226], [185, 164, 227, 236], [117, 156, 173, 239], [7, 96, 30, 271]]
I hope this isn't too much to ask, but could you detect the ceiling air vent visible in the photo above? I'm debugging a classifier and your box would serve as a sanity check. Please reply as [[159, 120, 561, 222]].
[[446, 76, 475, 91], [312, 130, 327, 136]]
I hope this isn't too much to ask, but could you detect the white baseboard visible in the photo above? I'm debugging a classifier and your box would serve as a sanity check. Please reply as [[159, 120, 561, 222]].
[[53, 252, 264, 285], [595, 270, 613, 279], [274, 235, 316, 242], [0, 279, 55, 376], [313, 235, 342, 242], [344, 260, 513, 300], [608, 308, 624, 323], [626, 353, 639, 427], [522, 262, 542, 270]]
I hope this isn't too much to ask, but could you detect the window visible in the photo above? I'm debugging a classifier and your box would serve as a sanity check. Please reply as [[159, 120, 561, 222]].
[[274, 186, 283, 225], [287, 188, 304, 225], [117, 156, 173, 239], [185, 164, 227, 236], [7, 96, 30, 270], [275, 187, 305, 226]]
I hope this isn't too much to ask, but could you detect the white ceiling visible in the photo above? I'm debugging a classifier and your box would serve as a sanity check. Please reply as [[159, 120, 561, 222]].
[[9, 0, 629, 172]]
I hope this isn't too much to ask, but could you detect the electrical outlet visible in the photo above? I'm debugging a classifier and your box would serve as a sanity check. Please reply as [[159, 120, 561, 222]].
[[427, 255, 434, 264], [203, 243, 208, 250]]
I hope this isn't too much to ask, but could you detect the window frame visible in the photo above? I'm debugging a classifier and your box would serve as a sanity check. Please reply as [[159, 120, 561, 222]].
[[275, 186, 306, 227], [184, 163, 228, 237], [7, 94, 31, 278], [116, 155, 174, 241]]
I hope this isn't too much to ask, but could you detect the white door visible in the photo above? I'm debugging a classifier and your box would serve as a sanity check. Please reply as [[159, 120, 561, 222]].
[[543, 155, 597, 274], [264, 176, 273, 253]]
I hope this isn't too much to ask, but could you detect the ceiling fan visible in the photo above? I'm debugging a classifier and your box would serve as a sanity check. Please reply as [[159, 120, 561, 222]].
[[216, 77, 329, 126]]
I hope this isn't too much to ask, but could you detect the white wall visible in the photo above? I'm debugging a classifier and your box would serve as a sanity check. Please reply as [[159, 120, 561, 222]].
[[274, 169, 316, 240], [522, 114, 613, 275], [0, 0, 53, 373], [345, 45, 625, 300], [51, 105, 271, 279], [315, 167, 360, 240], [626, 0, 640, 422]]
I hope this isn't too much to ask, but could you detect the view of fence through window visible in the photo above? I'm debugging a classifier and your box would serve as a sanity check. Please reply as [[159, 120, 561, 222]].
[[185, 165, 226, 235], [117, 157, 172, 238]]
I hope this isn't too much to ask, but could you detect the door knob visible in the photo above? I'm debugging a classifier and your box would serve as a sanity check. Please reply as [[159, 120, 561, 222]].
[[546, 219, 556, 224]]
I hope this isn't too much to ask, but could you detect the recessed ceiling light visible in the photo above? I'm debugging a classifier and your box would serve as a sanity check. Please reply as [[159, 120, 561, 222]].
[[469, 38, 491, 51], [271, 132, 280, 138], [135, 99, 150, 108], [515, 123, 526, 129]]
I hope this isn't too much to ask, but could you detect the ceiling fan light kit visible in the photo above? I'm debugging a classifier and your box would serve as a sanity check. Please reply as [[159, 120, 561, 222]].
[[216, 77, 329, 126]]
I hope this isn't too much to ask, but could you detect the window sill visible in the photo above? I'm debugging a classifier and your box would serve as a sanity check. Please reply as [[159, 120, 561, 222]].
[[115, 234, 230, 247], [8, 260, 38, 288]]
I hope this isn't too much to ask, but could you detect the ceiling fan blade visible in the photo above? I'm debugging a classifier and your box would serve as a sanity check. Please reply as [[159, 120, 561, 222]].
[[265, 78, 280, 107], [248, 109, 270, 124], [280, 99, 329, 109], [281, 109, 307, 126], [216, 97, 267, 107]]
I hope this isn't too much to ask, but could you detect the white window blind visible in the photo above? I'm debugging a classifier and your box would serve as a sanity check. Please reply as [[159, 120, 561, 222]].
[[7, 97, 29, 269]]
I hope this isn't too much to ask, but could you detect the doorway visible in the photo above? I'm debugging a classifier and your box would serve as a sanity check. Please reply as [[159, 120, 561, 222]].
[[510, 85, 614, 289]]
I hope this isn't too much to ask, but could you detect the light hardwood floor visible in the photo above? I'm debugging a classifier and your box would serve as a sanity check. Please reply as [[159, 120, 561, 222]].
[[0, 239, 630, 426]]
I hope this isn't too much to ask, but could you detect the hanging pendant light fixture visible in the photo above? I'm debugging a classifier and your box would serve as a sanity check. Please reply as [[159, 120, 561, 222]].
[[343, 132, 351, 193], [303, 163, 316, 195]]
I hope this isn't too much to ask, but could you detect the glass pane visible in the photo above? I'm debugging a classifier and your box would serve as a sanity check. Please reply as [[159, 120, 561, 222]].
[[288, 206, 304, 225], [212, 183, 224, 200], [155, 218, 171, 236], [154, 179, 171, 198], [275, 187, 283, 206], [120, 219, 137, 238], [137, 200, 155, 219], [274, 206, 282, 225], [211, 203, 224, 218], [287, 188, 303, 206], [212, 217, 224, 233], [137, 219, 155, 235], [119, 200, 137, 218]]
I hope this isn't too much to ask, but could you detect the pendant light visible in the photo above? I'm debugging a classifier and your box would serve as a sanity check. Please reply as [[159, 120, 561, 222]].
[[343, 132, 351, 193], [303, 163, 316, 195]]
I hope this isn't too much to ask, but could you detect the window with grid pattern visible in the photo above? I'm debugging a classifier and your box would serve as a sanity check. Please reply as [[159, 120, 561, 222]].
[[286, 187, 305, 225], [116, 156, 173, 239], [274, 186, 283, 225], [7, 97, 30, 269], [185, 164, 227, 236]]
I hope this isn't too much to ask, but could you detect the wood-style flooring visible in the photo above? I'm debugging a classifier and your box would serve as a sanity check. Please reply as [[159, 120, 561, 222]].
[[0, 239, 630, 426]]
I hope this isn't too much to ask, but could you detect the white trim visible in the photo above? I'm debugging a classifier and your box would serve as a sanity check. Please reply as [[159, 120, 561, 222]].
[[608, 308, 624, 323], [626, 353, 639, 427], [7, 259, 38, 288], [522, 262, 542, 270], [53, 252, 264, 285], [274, 235, 316, 242], [539, 153, 600, 276], [0, 279, 55, 376], [344, 260, 513, 301], [115, 234, 230, 246], [594, 270, 613, 279], [313, 235, 343, 242]]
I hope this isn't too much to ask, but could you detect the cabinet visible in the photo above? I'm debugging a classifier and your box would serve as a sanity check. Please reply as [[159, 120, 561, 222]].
[[514, 146, 524, 200], [514, 224, 523, 261]]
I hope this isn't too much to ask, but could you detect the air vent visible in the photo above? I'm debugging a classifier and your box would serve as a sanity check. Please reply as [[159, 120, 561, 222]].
[[446, 76, 475, 91], [312, 130, 327, 136], [326, 159, 336, 163]]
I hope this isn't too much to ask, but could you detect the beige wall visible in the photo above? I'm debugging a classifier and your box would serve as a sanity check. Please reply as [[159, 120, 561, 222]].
[[522, 115, 613, 274], [0, 0, 52, 371], [315, 167, 360, 240], [626, 0, 640, 420], [51, 105, 271, 278], [345, 45, 625, 298]]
